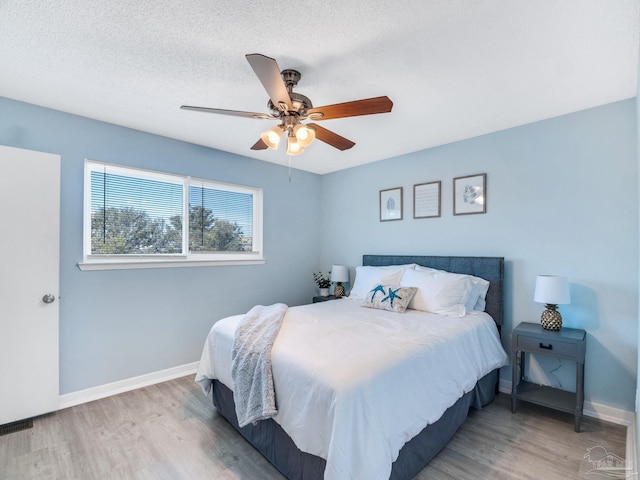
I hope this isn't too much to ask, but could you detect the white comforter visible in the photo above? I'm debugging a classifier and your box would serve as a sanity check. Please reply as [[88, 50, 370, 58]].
[[196, 298, 508, 480]]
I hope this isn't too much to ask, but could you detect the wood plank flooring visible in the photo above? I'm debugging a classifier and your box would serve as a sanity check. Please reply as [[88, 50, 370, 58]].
[[0, 375, 627, 480]]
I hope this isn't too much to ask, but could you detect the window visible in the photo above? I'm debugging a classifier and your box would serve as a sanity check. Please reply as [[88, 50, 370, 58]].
[[80, 161, 263, 270]]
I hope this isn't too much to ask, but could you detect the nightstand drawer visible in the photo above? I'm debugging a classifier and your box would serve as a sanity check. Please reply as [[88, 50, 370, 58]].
[[517, 336, 577, 357]]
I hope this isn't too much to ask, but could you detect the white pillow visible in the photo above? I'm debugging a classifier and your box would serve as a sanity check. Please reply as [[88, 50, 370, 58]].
[[415, 265, 490, 312], [400, 268, 474, 317], [468, 276, 490, 311], [349, 266, 406, 299], [392, 263, 418, 270]]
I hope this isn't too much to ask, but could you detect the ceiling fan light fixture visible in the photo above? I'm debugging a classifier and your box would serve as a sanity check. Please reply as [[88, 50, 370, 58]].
[[182, 54, 393, 156], [293, 124, 316, 148], [286, 135, 304, 155], [261, 126, 283, 149]]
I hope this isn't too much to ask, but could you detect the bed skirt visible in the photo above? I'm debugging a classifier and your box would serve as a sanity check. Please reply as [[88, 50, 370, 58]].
[[211, 369, 498, 480]]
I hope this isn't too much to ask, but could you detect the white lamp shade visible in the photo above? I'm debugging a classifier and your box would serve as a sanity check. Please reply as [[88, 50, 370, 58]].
[[330, 265, 349, 283], [294, 124, 316, 147], [286, 135, 304, 155], [534, 275, 570, 304], [260, 126, 283, 149]]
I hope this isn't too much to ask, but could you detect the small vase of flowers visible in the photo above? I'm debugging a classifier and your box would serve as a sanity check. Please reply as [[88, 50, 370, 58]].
[[313, 271, 332, 297]]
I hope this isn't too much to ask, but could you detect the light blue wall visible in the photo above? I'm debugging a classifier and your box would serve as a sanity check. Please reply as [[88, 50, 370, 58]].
[[2, 95, 637, 413], [0, 97, 322, 395], [320, 100, 638, 412]]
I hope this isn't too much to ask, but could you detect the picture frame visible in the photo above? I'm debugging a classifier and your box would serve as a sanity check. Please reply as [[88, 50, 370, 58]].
[[453, 173, 486, 215], [413, 181, 441, 219], [379, 187, 403, 221]]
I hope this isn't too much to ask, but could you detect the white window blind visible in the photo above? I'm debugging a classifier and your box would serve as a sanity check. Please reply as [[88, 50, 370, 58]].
[[90, 165, 184, 255], [189, 182, 254, 253]]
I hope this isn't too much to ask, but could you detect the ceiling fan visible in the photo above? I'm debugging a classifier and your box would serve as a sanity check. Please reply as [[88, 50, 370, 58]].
[[180, 53, 393, 155]]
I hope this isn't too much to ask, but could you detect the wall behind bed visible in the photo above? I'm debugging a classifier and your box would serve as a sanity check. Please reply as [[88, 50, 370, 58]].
[[0, 96, 321, 395], [1, 94, 636, 420], [319, 99, 638, 417]]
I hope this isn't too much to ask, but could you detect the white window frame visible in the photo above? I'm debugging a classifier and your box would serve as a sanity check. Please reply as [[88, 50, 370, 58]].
[[79, 160, 264, 271]]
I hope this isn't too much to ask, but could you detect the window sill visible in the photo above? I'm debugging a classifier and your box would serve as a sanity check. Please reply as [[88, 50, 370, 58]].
[[77, 257, 266, 271]]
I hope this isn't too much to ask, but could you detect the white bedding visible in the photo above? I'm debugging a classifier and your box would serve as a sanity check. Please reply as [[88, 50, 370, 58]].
[[196, 297, 508, 480]]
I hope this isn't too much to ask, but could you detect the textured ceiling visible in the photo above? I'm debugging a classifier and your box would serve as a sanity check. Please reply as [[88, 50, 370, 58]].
[[1, 1, 638, 174]]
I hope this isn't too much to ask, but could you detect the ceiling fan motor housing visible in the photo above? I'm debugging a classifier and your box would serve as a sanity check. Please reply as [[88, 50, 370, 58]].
[[267, 69, 313, 116], [281, 69, 301, 87]]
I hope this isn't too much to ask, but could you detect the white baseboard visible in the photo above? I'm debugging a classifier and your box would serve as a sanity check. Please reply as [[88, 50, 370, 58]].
[[59, 362, 199, 410], [499, 378, 633, 426], [626, 415, 638, 479], [584, 399, 635, 426]]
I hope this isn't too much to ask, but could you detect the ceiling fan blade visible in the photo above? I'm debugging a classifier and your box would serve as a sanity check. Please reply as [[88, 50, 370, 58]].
[[307, 96, 393, 121], [246, 53, 292, 111], [251, 138, 268, 150], [180, 105, 273, 119], [308, 123, 355, 151]]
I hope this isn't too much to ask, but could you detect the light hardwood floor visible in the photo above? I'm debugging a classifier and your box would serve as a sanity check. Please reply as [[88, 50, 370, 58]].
[[0, 375, 627, 480]]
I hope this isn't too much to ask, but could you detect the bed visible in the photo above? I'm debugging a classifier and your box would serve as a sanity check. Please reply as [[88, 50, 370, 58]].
[[196, 255, 507, 480]]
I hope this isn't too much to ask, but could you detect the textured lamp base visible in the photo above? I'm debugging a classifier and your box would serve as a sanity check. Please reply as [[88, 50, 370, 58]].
[[541, 304, 562, 331], [334, 283, 345, 298]]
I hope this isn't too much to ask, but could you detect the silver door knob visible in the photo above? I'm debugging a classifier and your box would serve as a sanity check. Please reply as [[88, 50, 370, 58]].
[[42, 294, 55, 304]]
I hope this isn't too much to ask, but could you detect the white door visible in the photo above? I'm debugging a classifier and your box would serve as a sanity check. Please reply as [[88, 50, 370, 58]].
[[0, 145, 60, 424]]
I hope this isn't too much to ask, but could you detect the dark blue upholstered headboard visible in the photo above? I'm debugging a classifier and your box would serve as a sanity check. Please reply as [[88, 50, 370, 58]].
[[362, 255, 504, 327]]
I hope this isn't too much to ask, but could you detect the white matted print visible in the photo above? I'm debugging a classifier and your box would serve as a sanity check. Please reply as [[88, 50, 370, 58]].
[[453, 174, 486, 215], [413, 181, 441, 219], [380, 187, 403, 221]]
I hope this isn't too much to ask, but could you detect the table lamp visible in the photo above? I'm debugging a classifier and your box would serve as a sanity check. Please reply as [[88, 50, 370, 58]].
[[534, 275, 570, 331], [331, 265, 349, 298]]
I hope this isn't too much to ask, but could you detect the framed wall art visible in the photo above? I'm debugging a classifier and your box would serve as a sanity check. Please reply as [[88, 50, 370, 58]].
[[413, 181, 441, 219], [379, 187, 403, 221], [453, 173, 486, 215]]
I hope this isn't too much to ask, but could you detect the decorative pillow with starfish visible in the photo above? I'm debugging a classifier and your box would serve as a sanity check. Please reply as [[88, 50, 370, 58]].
[[362, 284, 417, 313]]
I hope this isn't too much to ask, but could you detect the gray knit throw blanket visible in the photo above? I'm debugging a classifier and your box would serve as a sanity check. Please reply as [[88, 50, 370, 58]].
[[231, 303, 287, 427]]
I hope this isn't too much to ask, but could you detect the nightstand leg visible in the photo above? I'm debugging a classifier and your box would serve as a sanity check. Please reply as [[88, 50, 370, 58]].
[[575, 362, 584, 432], [511, 350, 523, 413], [511, 354, 517, 413]]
